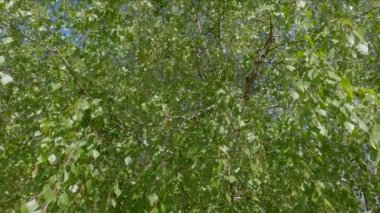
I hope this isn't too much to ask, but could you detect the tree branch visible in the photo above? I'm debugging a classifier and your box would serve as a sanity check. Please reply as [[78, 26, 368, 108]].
[[2, 18, 133, 133], [194, 1, 211, 63], [179, 104, 217, 129], [244, 15, 275, 101], [353, 5, 380, 19], [53, 47, 87, 95], [2, 19, 88, 95]]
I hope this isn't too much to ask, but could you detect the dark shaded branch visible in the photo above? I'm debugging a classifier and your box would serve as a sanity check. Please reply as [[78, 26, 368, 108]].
[[244, 15, 275, 101]]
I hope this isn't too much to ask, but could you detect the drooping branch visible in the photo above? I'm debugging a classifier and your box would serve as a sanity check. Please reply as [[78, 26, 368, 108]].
[[2, 18, 88, 96], [1, 18, 134, 133]]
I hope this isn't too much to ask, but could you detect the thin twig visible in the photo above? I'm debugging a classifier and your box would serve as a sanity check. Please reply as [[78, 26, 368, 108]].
[[2, 19, 56, 52], [353, 5, 380, 19], [266, 39, 303, 53], [179, 104, 217, 129]]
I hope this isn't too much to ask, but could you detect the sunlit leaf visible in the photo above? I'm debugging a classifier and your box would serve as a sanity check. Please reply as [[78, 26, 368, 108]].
[[344, 122, 355, 134], [124, 156, 133, 166], [43, 185, 56, 203], [370, 123, 380, 149], [59, 193, 70, 205], [2, 37, 13, 44], [0, 72, 13, 85], [114, 184, 122, 197], [20, 199, 38, 213], [148, 193, 159, 206], [356, 42, 369, 55], [92, 149, 100, 159], [226, 175, 237, 183], [340, 78, 354, 100], [286, 65, 296, 72], [69, 184, 79, 193], [48, 154, 57, 164]]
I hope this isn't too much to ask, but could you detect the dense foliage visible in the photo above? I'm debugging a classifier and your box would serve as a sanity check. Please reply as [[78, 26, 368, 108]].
[[1, 0, 379, 212]]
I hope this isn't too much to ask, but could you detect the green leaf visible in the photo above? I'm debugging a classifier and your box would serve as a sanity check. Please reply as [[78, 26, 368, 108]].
[[317, 123, 328, 136], [296, 79, 309, 92], [291, 91, 300, 100], [304, 35, 315, 47], [0, 72, 14, 85], [344, 122, 355, 134], [148, 193, 159, 206], [52, 83, 62, 91], [340, 78, 354, 101], [43, 185, 56, 203], [286, 65, 296, 72], [226, 175, 237, 183], [92, 149, 100, 159], [316, 109, 327, 117], [114, 183, 122, 197], [358, 120, 369, 132], [2, 37, 13, 44], [353, 30, 364, 42], [0, 56, 4, 63], [327, 71, 341, 81], [59, 193, 70, 205], [111, 199, 117, 207], [76, 99, 90, 110], [219, 145, 229, 155], [296, 51, 304, 58], [20, 199, 38, 213], [370, 123, 380, 149], [225, 192, 232, 202], [124, 156, 133, 166], [151, 207, 159, 213]]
